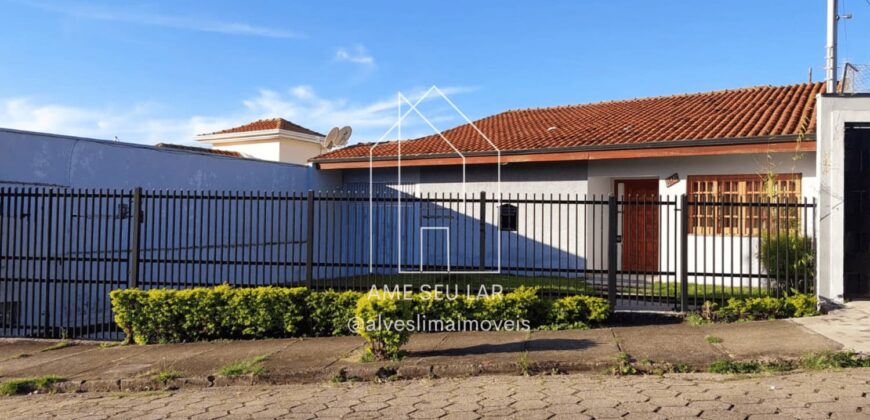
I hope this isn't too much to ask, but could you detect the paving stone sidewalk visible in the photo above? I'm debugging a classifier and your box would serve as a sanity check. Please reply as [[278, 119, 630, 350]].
[[3, 368, 869, 419]]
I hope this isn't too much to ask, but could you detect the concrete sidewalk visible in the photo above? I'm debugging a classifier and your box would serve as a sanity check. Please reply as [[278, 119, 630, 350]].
[[791, 300, 870, 353], [0, 320, 840, 392]]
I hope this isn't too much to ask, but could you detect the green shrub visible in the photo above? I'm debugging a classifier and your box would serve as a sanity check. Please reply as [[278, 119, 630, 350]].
[[760, 234, 814, 291], [354, 289, 414, 360], [111, 285, 612, 350], [784, 292, 819, 318], [718, 296, 784, 321], [476, 286, 547, 326], [110, 288, 147, 344], [110, 286, 309, 344], [228, 287, 309, 338], [305, 290, 363, 336], [413, 290, 481, 322], [690, 293, 817, 323], [548, 295, 610, 328]]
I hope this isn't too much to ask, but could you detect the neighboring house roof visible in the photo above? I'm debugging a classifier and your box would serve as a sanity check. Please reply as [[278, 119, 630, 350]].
[[204, 118, 324, 137], [155, 143, 244, 157], [312, 82, 822, 168]]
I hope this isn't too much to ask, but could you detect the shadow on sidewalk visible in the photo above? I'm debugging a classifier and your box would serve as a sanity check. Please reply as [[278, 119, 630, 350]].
[[411, 338, 594, 357]]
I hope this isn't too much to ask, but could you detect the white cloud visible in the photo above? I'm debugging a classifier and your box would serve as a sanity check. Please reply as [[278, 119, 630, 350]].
[[24, 1, 304, 39], [334, 45, 375, 66], [0, 98, 235, 145], [0, 85, 478, 146]]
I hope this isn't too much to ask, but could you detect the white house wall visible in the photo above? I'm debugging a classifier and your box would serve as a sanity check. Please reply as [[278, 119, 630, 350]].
[[588, 152, 817, 286], [340, 152, 816, 287], [341, 162, 590, 276]]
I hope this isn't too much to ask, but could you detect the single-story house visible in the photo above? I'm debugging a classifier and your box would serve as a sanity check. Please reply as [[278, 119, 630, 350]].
[[309, 82, 870, 305]]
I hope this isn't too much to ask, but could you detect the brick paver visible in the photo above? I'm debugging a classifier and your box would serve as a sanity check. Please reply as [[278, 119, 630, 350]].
[[2, 369, 868, 419]]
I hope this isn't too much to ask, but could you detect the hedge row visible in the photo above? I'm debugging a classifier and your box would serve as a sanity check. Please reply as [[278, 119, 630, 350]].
[[693, 293, 818, 323], [109, 285, 610, 345]]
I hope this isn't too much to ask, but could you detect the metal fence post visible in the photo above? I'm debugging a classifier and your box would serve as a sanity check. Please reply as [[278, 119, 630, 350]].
[[679, 194, 689, 312], [607, 196, 618, 309], [305, 190, 315, 288], [479, 191, 487, 271], [128, 187, 142, 289]]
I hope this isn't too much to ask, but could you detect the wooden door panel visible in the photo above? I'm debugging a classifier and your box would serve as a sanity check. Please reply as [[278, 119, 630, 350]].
[[619, 179, 659, 272]]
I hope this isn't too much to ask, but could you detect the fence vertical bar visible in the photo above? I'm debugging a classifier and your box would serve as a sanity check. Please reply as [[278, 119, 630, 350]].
[[128, 187, 142, 289], [479, 191, 486, 271], [305, 190, 315, 288], [607, 195, 617, 309], [679, 194, 689, 312]]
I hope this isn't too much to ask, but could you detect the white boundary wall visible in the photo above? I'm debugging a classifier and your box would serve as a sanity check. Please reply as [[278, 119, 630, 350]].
[[0, 128, 340, 191], [816, 95, 870, 304]]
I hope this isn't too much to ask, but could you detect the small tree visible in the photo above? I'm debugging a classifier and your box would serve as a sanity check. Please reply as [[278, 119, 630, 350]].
[[760, 234, 814, 292]]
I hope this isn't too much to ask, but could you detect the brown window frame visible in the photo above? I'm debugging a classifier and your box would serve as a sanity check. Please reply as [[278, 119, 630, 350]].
[[687, 173, 802, 236]]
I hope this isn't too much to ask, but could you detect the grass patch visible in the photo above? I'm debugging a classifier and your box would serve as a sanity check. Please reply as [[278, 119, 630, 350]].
[[518, 351, 530, 376], [631, 282, 770, 302], [705, 335, 723, 344], [708, 360, 763, 374], [708, 359, 794, 374], [98, 341, 122, 349], [111, 390, 169, 399], [40, 341, 73, 352], [610, 352, 638, 376], [321, 274, 598, 296], [217, 355, 268, 377], [684, 313, 708, 326], [0, 353, 30, 362], [155, 370, 183, 382], [0, 375, 66, 396], [708, 352, 870, 375], [800, 351, 870, 370], [359, 347, 376, 363]]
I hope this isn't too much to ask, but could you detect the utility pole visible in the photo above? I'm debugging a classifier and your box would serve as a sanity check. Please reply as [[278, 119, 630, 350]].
[[825, 0, 838, 93]]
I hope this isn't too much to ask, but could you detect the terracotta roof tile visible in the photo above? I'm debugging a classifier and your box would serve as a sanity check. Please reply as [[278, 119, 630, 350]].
[[313, 82, 822, 162], [155, 143, 243, 157], [205, 118, 324, 137]]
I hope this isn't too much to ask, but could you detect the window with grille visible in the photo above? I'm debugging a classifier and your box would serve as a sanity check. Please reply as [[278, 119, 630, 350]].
[[687, 174, 802, 236], [500, 204, 518, 231]]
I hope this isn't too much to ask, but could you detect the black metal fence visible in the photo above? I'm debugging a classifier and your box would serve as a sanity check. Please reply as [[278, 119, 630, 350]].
[[0, 187, 816, 340]]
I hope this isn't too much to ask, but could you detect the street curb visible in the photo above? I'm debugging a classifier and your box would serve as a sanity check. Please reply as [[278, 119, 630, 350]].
[[43, 358, 707, 394]]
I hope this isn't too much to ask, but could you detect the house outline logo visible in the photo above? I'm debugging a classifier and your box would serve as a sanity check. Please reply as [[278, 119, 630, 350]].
[[368, 85, 502, 274]]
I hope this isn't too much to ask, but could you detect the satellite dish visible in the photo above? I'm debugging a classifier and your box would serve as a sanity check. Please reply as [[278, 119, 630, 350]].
[[324, 127, 340, 149], [335, 126, 352, 147]]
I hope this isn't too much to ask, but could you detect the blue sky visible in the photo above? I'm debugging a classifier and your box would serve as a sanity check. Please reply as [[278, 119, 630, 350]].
[[0, 0, 867, 146]]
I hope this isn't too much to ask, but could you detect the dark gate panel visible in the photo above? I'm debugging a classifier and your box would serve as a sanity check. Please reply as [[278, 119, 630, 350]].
[[844, 124, 870, 298]]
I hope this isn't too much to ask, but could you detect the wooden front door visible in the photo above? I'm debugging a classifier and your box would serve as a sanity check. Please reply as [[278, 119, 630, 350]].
[[618, 179, 660, 272]]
